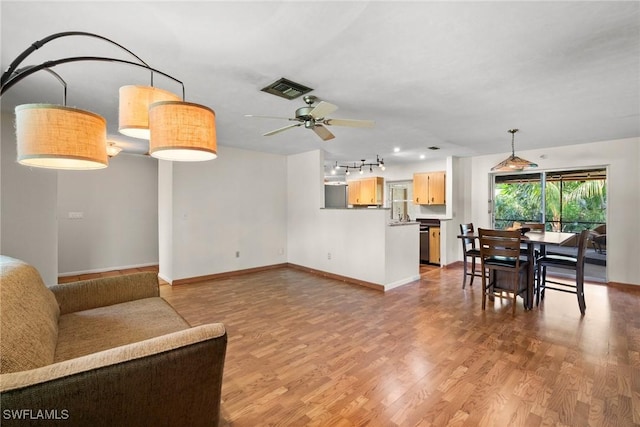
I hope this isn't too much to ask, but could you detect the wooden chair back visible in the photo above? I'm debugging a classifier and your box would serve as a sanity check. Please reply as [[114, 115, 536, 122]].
[[478, 228, 522, 265], [459, 223, 476, 249], [575, 229, 591, 273]]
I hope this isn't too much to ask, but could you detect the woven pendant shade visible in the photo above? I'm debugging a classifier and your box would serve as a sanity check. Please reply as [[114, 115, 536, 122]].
[[491, 155, 539, 171], [148, 101, 217, 161], [15, 104, 108, 170], [119, 85, 180, 139], [491, 129, 538, 172]]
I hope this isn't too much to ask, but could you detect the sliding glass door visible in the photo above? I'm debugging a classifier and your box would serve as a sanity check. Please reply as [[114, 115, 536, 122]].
[[544, 169, 607, 232], [493, 173, 543, 229], [493, 168, 606, 232]]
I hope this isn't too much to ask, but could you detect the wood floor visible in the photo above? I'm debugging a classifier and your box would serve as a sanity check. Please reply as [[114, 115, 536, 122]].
[[152, 266, 640, 427]]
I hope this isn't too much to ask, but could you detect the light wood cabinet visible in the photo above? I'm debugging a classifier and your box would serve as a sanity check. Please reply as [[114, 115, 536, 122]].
[[413, 171, 446, 205], [348, 177, 383, 206], [428, 226, 441, 265], [347, 180, 361, 205]]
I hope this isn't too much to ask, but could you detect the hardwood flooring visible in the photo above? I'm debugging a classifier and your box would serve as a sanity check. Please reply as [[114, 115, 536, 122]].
[[152, 266, 640, 427]]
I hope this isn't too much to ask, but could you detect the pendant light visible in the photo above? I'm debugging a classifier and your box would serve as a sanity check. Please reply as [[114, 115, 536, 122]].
[[2, 31, 218, 169], [15, 104, 108, 169], [491, 129, 538, 171], [148, 101, 217, 161], [118, 85, 180, 139]]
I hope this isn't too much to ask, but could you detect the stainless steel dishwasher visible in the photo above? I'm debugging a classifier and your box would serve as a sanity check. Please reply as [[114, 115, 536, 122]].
[[419, 224, 430, 264]]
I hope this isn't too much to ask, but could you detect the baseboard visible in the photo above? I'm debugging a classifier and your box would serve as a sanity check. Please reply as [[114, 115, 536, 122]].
[[170, 263, 288, 286], [58, 262, 159, 277], [442, 261, 463, 269], [154, 262, 420, 292], [286, 263, 385, 292], [384, 275, 421, 291], [608, 281, 640, 290]]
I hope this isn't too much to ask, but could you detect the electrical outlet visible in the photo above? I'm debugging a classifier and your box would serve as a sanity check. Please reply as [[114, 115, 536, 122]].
[[327, 252, 332, 260], [68, 212, 84, 219], [235, 251, 240, 258]]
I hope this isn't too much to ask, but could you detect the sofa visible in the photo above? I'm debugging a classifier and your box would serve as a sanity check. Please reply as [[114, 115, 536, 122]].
[[0, 256, 227, 426]]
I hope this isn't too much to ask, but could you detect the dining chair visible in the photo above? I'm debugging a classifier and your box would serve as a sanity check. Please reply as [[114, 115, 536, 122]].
[[478, 228, 530, 316], [459, 223, 482, 289], [536, 229, 590, 315]]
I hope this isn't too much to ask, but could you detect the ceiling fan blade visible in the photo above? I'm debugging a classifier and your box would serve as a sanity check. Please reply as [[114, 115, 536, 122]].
[[312, 124, 335, 141], [309, 101, 338, 119], [324, 118, 375, 128], [245, 114, 296, 120], [263, 123, 302, 136]]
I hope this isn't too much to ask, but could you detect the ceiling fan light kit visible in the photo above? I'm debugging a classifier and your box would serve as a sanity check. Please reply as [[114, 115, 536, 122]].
[[1, 31, 217, 170], [247, 95, 375, 141], [491, 129, 538, 172], [106, 141, 123, 158]]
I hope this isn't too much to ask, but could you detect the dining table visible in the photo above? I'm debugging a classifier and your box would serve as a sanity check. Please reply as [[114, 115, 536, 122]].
[[457, 230, 576, 309]]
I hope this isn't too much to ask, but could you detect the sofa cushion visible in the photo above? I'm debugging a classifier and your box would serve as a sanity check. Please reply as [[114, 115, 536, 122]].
[[54, 297, 190, 362], [0, 256, 60, 374]]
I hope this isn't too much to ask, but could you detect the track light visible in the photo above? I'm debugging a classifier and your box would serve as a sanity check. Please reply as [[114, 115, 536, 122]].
[[332, 155, 386, 175]]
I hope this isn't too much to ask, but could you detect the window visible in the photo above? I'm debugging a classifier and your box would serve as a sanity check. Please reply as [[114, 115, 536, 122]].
[[388, 180, 413, 220], [493, 168, 606, 232]]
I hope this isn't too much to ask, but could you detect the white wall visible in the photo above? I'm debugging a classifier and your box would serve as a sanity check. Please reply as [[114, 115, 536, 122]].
[[158, 160, 173, 283], [468, 137, 640, 286], [159, 145, 288, 283], [57, 153, 159, 275], [288, 150, 419, 288], [1, 112, 58, 285], [288, 150, 385, 283]]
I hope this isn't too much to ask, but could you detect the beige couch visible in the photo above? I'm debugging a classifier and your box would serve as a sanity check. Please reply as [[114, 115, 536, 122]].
[[0, 256, 227, 426]]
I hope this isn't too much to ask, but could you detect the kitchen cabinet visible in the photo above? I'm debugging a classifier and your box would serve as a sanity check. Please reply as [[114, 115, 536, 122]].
[[347, 180, 361, 205], [348, 177, 383, 206], [413, 171, 445, 205], [428, 226, 441, 265]]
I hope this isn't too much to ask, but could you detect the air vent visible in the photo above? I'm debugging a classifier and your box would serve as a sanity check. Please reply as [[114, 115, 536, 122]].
[[261, 78, 313, 100]]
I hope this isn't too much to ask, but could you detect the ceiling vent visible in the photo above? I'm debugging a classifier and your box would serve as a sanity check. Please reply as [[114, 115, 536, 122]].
[[261, 78, 313, 100]]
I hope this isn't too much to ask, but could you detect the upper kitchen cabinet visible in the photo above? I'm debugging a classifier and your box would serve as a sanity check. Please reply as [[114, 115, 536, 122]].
[[413, 171, 446, 205], [348, 176, 384, 206]]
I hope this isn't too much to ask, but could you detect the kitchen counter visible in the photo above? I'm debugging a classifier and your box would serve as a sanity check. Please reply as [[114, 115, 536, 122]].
[[387, 221, 419, 227]]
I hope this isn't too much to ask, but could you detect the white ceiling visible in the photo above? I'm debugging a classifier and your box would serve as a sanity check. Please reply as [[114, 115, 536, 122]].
[[1, 1, 639, 168]]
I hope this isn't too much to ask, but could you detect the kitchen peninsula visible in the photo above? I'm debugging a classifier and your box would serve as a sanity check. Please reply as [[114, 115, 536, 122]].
[[287, 150, 442, 292], [313, 207, 420, 291]]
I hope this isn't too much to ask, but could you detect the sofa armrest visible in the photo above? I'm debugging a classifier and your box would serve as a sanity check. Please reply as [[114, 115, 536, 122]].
[[1, 323, 227, 427], [49, 272, 160, 314]]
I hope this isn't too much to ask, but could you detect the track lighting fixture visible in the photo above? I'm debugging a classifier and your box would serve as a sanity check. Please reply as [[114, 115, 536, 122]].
[[333, 155, 386, 175]]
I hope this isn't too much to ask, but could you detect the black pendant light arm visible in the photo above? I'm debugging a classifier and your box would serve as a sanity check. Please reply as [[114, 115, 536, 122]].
[[1, 31, 185, 99], [1, 56, 185, 99]]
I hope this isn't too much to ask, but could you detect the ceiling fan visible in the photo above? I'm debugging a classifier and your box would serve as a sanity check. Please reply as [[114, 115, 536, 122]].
[[245, 95, 375, 141]]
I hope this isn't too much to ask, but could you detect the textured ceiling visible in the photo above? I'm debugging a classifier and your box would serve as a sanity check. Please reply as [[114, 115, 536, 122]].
[[1, 1, 638, 168]]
